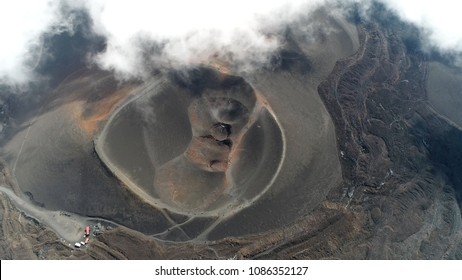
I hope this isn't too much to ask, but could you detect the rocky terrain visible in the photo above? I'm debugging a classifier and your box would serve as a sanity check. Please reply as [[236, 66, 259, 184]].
[[1, 8, 462, 259]]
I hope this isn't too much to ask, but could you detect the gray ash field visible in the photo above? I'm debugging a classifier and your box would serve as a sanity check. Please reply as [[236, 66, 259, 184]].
[[1, 2, 462, 259]]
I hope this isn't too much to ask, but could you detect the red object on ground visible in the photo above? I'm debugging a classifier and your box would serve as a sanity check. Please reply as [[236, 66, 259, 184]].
[[85, 226, 90, 236]]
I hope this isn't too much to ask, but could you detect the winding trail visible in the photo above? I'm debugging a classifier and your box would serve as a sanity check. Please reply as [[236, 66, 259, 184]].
[[95, 75, 286, 220], [12, 120, 34, 175]]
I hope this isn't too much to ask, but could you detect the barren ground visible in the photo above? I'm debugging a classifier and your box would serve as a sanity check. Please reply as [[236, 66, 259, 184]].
[[1, 12, 462, 259]]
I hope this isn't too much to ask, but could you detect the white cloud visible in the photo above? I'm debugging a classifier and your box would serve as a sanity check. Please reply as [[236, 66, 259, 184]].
[[80, 0, 327, 79], [0, 0, 330, 83], [0, 0, 65, 83], [2, 0, 462, 84], [378, 0, 462, 52]]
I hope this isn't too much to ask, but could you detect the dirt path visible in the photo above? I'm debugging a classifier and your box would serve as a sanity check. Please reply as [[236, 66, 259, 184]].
[[0, 185, 88, 243]]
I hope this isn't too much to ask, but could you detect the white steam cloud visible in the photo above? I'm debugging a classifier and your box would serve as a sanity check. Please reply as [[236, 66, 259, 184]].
[[377, 0, 462, 53], [78, 0, 327, 79], [0, 0, 66, 83], [1, 0, 462, 84]]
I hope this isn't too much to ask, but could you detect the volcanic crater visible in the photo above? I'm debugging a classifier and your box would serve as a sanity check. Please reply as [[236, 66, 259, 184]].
[[97, 69, 285, 216]]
